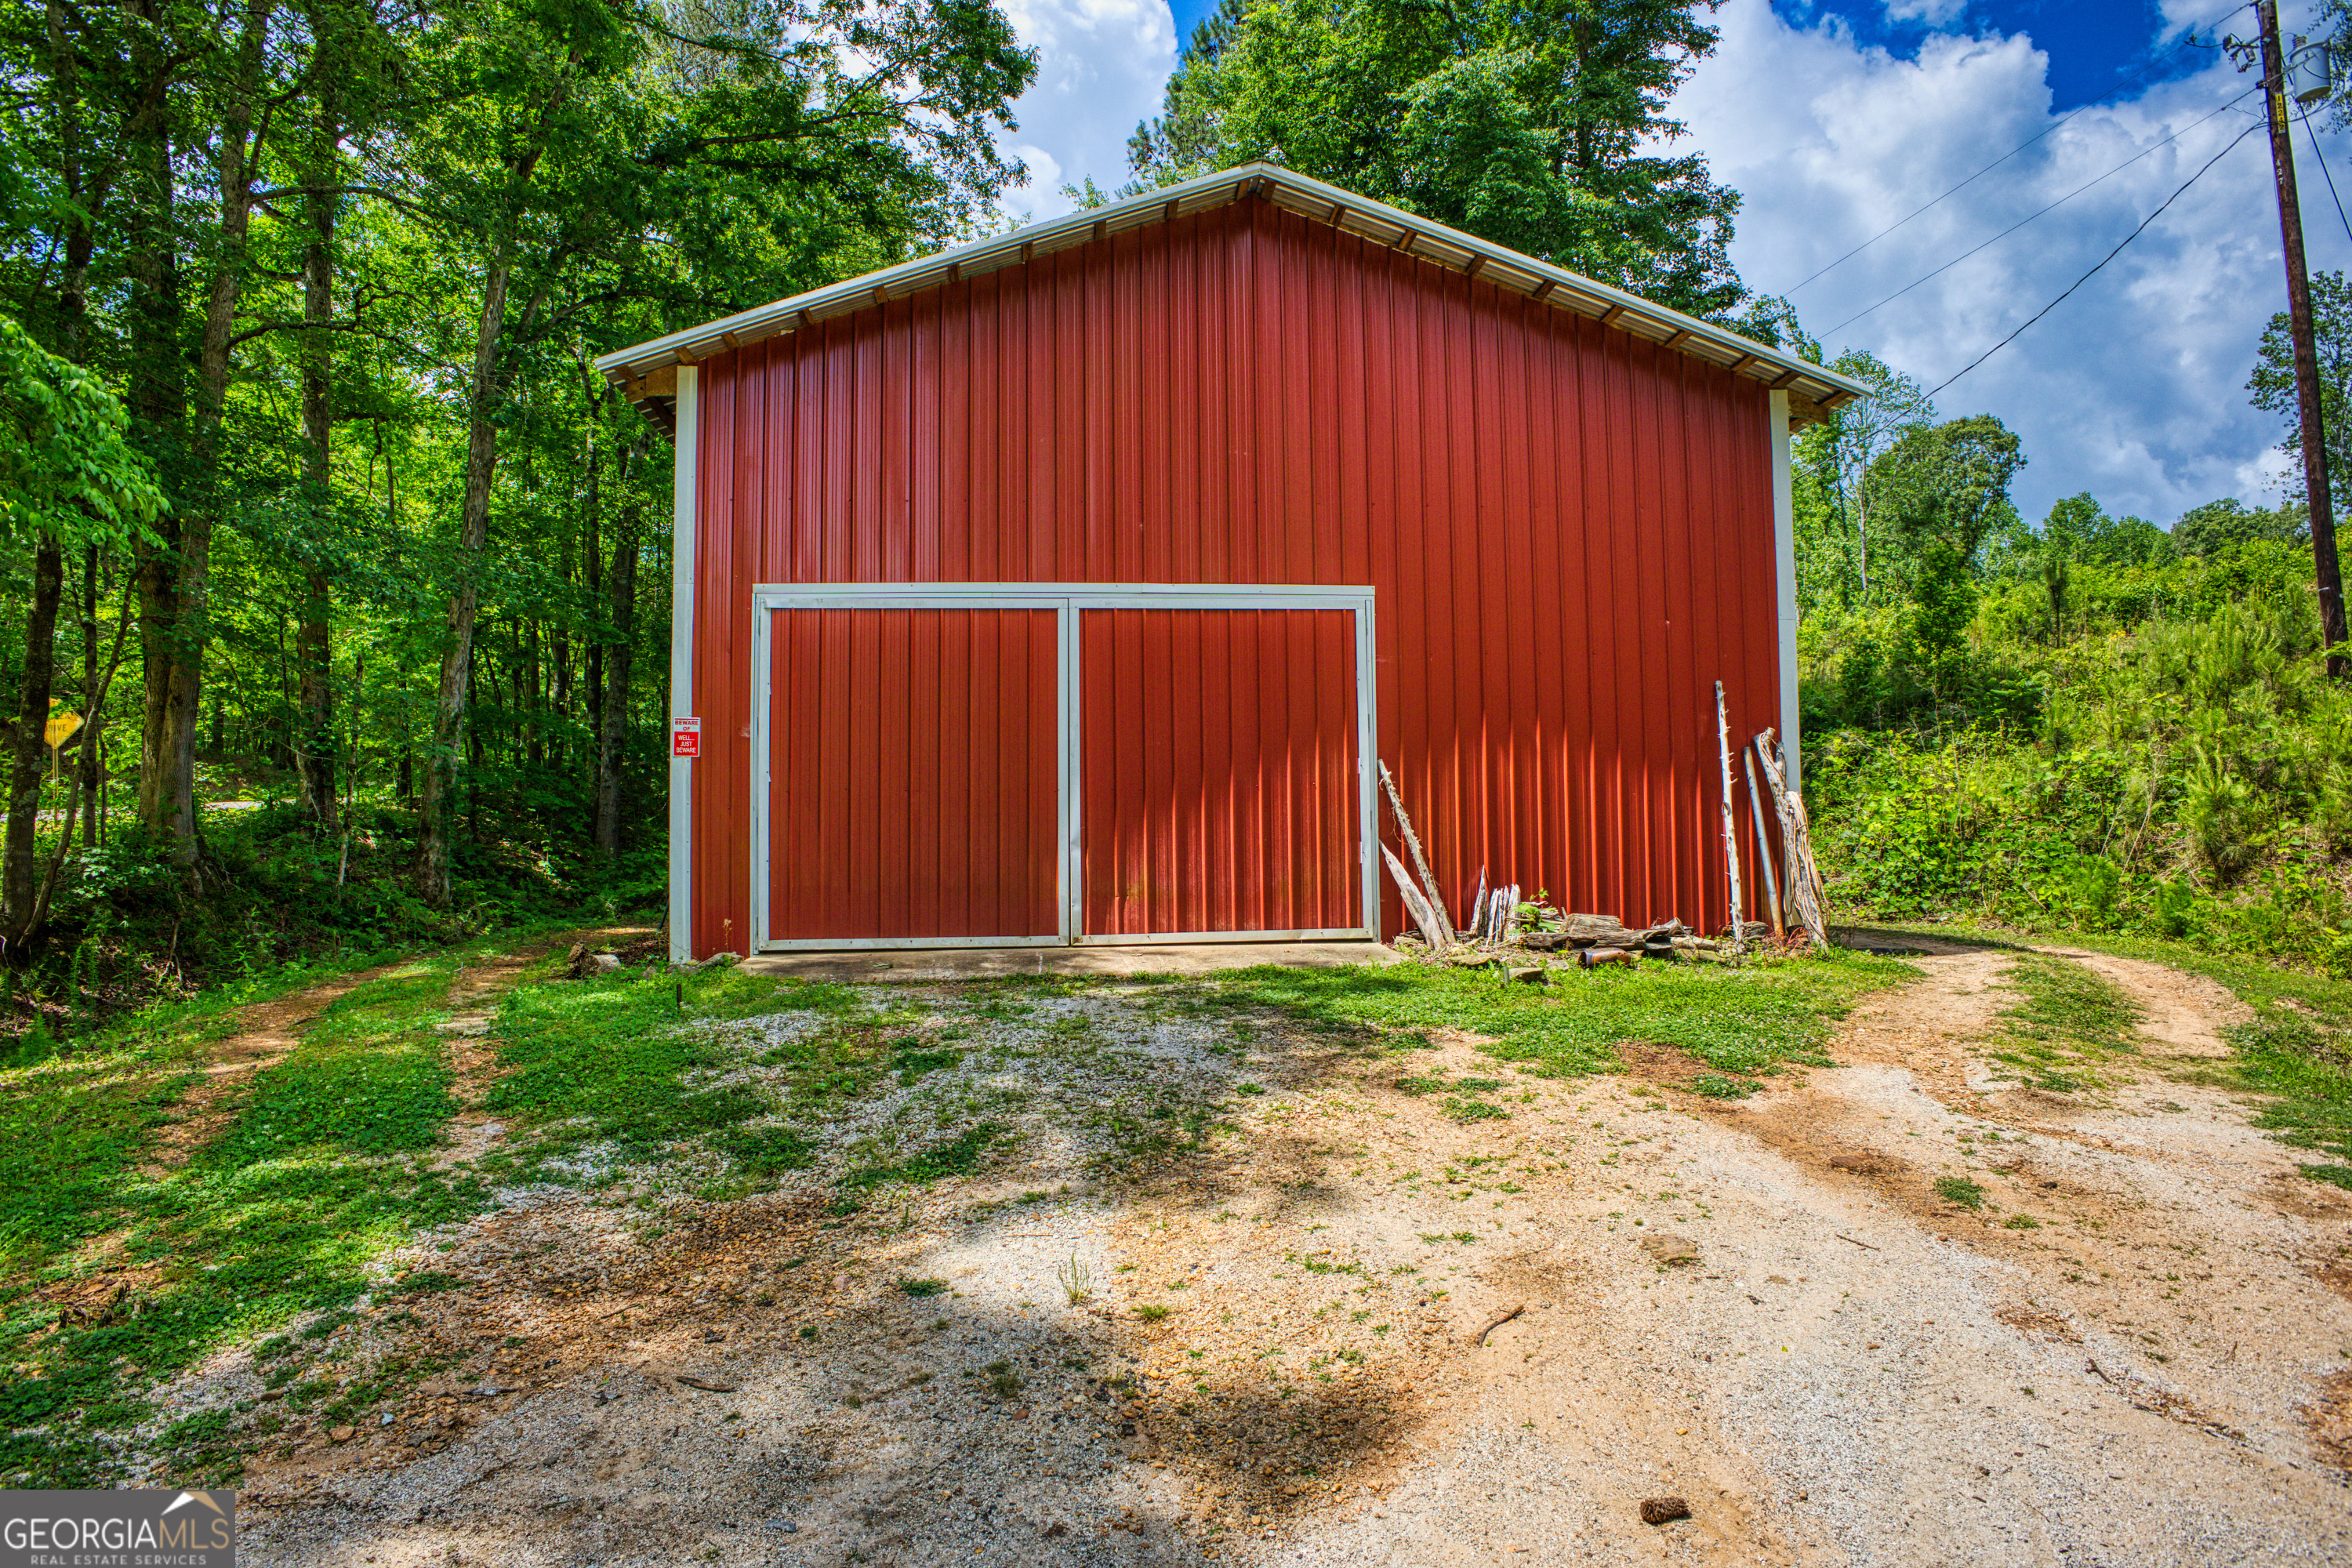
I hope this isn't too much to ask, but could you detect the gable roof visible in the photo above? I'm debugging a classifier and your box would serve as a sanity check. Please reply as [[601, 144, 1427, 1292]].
[[595, 163, 1867, 431]]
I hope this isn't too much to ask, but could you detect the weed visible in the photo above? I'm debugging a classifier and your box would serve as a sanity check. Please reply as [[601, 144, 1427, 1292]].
[[1935, 1177, 1987, 1209], [895, 1277, 948, 1298], [1987, 955, 2141, 1093], [838, 1123, 1004, 1191], [1683, 1072, 1760, 1100], [1203, 951, 1907, 1083], [1135, 1305, 1170, 1323], [1057, 1254, 1094, 1305], [2002, 1214, 2042, 1229]]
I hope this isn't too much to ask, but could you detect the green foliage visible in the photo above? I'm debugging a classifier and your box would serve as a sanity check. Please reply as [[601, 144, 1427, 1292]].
[[482, 964, 858, 1183], [1986, 954, 2140, 1092], [1933, 1176, 1985, 1209], [0, 947, 495, 1486], [2249, 269, 2352, 512], [1128, 0, 1748, 320], [1682, 1071, 1758, 1099], [0, 315, 164, 547], [837, 1123, 1006, 1190], [1807, 535, 2352, 973]]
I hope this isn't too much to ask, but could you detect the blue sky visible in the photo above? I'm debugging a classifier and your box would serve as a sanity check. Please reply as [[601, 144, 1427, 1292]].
[[1161, 0, 2231, 107], [990, 0, 2351, 528], [1805, 1, 2224, 108]]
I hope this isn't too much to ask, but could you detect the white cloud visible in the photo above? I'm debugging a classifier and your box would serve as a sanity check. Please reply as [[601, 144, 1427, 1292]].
[[1881, 0, 1968, 27], [992, 0, 1177, 220], [1682, 0, 2352, 527]]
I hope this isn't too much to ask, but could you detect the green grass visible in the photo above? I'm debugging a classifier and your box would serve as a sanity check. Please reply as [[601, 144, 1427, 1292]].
[[1986, 953, 2142, 1092], [838, 1123, 1006, 1190], [479, 964, 866, 1185], [1682, 1072, 1761, 1100], [0, 942, 506, 1487], [1848, 920, 2352, 1181], [1199, 949, 1913, 1080], [1934, 1175, 1987, 1209]]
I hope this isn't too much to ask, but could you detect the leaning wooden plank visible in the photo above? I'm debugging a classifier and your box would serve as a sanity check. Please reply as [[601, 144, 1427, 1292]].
[[1714, 681, 1745, 952], [1750, 731, 1829, 948], [1382, 844, 1451, 952], [1760, 729, 1829, 909], [1755, 735, 1825, 947], [1377, 760, 1451, 950], [1743, 746, 1785, 941], [1468, 866, 1488, 942], [1500, 884, 1521, 945]]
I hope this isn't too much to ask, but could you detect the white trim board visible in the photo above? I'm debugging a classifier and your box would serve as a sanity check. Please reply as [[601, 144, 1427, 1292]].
[[1769, 390, 1802, 800], [667, 366, 700, 964], [746, 583, 1380, 952]]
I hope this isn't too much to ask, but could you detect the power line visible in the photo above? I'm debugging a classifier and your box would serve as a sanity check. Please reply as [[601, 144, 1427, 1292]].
[[1784, 2, 2252, 296], [1926, 118, 2265, 400], [1820, 85, 2263, 339], [2298, 101, 2352, 250]]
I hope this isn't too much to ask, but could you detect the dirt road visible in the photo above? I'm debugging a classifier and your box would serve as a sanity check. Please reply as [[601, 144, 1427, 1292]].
[[212, 936, 2351, 1566]]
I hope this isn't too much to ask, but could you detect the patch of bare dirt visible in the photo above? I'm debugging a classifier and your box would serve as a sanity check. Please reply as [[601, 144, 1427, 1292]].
[[2036, 946, 2252, 1059], [216, 942, 2352, 1568], [428, 930, 654, 1170], [2310, 1370, 2352, 1472], [138, 960, 409, 1175]]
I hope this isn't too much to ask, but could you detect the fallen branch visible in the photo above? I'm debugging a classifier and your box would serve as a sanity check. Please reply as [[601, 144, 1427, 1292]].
[[1382, 846, 1451, 952], [1377, 760, 1451, 949], [1472, 1301, 1526, 1346], [1834, 1232, 1881, 1252]]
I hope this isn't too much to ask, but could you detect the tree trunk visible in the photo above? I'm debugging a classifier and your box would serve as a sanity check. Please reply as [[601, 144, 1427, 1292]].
[[126, 0, 187, 851], [79, 549, 102, 848], [139, 0, 276, 864], [2, 537, 66, 947], [595, 496, 640, 858], [417, 259, 514, 907], [295, 114, 337, 829]]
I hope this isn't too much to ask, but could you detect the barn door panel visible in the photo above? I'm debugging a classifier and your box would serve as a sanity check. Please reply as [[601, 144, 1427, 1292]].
[[762, 606, 1062, 945], [1078, 607, 1364, 938]]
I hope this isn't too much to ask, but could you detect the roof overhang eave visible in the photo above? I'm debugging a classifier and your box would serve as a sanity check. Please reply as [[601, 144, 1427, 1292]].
[[597, 165, 1869, 425]]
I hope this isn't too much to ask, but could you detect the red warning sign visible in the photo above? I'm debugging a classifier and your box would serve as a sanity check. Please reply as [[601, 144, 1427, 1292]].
[[670, 717, 702, 759]]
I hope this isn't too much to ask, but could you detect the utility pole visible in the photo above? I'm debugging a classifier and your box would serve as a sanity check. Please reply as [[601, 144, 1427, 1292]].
[[2250, 0, 2349, 676]]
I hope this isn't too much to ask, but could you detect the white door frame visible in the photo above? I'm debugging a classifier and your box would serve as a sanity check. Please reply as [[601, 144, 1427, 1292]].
[[747, 583, 1379, 951]]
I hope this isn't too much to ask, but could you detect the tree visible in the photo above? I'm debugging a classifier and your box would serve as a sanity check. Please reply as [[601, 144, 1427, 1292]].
[[1865, 414, 2027, 577], [405, 0, 1035, 906], [2172, 496, 2309, 557], [1127, 0, 1747, 320], [2039, 492, 2172, 568], [2250, 267, 2352, 658], [0, 318, 164, 946], [1791, 350, 1934, 608]]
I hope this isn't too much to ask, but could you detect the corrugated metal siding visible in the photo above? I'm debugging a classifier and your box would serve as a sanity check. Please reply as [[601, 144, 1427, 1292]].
[[765, 607, 1060, 941], [692, 196, 1780, 953], [1080, 608, 1360, 935]]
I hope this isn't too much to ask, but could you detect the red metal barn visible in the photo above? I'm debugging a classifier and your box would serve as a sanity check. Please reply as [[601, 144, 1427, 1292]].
[[594, 166, 1864, 961]]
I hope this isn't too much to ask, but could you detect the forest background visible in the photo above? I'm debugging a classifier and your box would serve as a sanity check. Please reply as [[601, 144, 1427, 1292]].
[[6, 0, 2352, 1049]]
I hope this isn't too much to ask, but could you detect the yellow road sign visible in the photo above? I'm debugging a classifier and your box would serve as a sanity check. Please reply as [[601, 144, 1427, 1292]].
[[45, 710, 82, 749]]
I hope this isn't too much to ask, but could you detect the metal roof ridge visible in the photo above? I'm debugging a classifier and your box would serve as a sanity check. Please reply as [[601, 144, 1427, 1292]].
[[593, 163, 1867, 408]]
